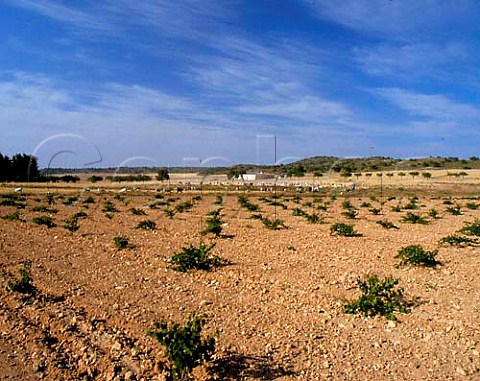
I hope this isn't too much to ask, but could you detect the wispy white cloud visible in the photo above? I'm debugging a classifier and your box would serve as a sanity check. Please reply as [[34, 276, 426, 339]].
[[0, 71, 217, 128], [187, 36, 352, 125], [0, 71, 327, 163], [0, 71, 73, 109], [4, 0, 233, 41], [4, 0, 113, 34], [5, 2, 479, 161], [0, 69, 367, 165], [0, 71, 219, 153], [3, 70, 479, 164], [302, 0, 479, 39], [5, 36, 110, 71], [101, 0, 232, 39], [354, 42, 471, 79], [375, 88, 480, 122], [236, 96, 351, 124], [89, 84, 192, 116], [190, 37, 318, 96]]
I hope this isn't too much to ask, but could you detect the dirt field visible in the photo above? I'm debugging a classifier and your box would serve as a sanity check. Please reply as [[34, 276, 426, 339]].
[[0, 183, 479, 380]]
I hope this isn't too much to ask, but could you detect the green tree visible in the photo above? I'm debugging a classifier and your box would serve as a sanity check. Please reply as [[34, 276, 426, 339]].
[[286, 165, 306, 177], [88, 175, 103, 183], [409, 171, 419, 181], [422, 172, 432, 179], [156, 168, 170, 181], [0, 153, 11, 182], [11, 154, 39, 182], [227, 167, 244, 180]]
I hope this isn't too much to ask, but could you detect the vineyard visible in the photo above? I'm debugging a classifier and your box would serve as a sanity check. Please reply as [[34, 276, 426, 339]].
[[0, 184, 479, 380]]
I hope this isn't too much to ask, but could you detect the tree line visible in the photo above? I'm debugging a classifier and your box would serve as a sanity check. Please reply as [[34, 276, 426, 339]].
[[0, 152, 40, 182], [0, 153, 172, 183]]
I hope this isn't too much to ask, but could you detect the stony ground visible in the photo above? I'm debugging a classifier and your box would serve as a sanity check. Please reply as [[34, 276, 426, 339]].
[[0, 186, 479, 380]]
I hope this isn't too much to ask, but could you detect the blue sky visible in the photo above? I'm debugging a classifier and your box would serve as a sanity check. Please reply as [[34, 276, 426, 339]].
[[1, 0, 479, 168]]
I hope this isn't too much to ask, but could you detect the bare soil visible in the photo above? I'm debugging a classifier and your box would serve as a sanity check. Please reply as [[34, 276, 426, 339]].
[[0, 185, 479, 380]]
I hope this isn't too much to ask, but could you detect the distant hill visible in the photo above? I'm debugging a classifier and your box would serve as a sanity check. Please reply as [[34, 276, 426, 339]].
[[42, 155, 480, 177], [292, 155, 480, 172], [223, 155, 480, 179]]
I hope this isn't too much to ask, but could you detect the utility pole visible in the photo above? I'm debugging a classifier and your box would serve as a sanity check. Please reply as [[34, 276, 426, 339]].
[[274, 136, 277, 219], [380, 162, 383, 214]]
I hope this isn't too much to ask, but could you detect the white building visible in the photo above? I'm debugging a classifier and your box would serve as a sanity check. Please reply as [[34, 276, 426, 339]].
[[241, 174, 256, 181]]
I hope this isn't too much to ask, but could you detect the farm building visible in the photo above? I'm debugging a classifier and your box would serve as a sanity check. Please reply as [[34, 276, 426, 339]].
[[241, 174, 257, 181], [239, 173, 275, 181]]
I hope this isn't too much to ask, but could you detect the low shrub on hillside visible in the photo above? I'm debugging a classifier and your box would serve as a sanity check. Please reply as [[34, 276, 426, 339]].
[[32, 205, 58, 214], [82, 196, 95, 204], [147, 313, 216, 381], [341, 200, 354, 210], [63, 216, 80, 233], [344, 275, 409, 321], [262, 217, 286, 230], [169, 243, 226, 272], [150, 200, 170, 208], [129, 207, 147, 216], [203, 212, 223, 237], [113, 194, 124, 202], [377, 220, 398, 229], [342, 209, 357, 219], [445, 205, 462, 215], [8, 262, 36, 295], [214, 195, 223, 205], [175, 201, 194, 213], [164, 209, 176, 219], [403, 200, 419, 210], [33, 216, 56, 228], [3, 211, 25, 222], [458, 219, 480, 236], [401, 212, 428, 224], [0, 199, 18, 207], [237, 195, 259, 212], [63, 196, 79, 206], [439, 234, 479, 246], [113, 235, 130, 250], [102, 201, 117, 213], [292, 208, 307, 217], [136, 220, 156, 230], [330, 223, 359, 237], [72, 211, 88, 219], [306, 213, 321, 224], [465, 202, 479, 210], [396, 245, 439, 268]]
